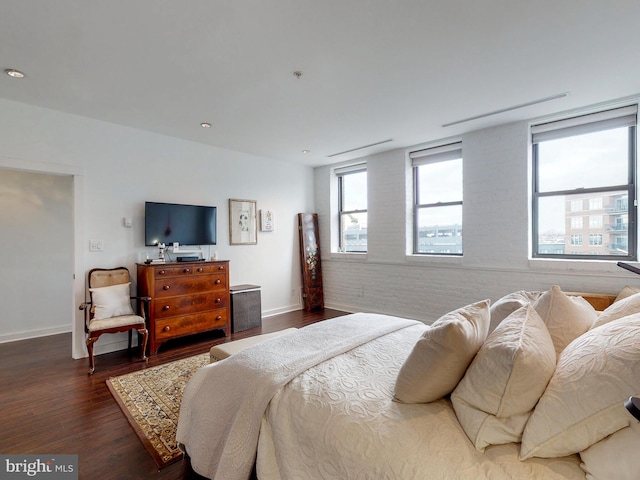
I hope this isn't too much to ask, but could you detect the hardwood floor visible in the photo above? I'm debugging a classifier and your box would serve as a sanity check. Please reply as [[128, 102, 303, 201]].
[[0, 308, 346, 479]]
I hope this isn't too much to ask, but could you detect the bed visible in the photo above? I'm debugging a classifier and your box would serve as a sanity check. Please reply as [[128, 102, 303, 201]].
[[176, 286, 640, 480]]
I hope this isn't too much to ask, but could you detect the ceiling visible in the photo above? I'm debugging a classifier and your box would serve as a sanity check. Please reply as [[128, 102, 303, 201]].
[[1, 1, 639, 167]]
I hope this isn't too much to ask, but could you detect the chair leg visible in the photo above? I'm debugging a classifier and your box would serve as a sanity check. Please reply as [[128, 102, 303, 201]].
[[86, 336, 98, 375], [138, 327, 149, 362], [127, 329, 132, 353]]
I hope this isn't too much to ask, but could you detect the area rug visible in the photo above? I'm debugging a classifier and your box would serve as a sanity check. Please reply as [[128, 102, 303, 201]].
[[106, 353, 211, 468]]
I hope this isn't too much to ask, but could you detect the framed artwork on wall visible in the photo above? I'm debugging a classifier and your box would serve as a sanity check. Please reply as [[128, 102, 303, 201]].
[[229, 199, 257, 245], [260, 209, 274, 231]]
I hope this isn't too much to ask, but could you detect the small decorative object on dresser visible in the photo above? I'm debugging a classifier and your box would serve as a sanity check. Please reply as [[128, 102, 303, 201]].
[[137, 260, 230, 354]]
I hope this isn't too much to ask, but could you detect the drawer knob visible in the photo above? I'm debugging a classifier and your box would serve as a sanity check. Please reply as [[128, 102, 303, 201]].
[[215, 297, 221, 303], [163, 285, 171, 290], [218, 266, 224, 270], [163, 326, 171, 332], [183, 268, 191, 273], [197, 267, 203, 272], [216, 315, 222, 321], [215, 279, 221, 285], [162, 305, 170, 311], [159, 270, 166, 275]]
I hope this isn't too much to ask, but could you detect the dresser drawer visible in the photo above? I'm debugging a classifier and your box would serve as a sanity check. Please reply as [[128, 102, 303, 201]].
[[154, 273, 228, 297], [154, 293, 229, 318], [155, 310, 229, 341], [154, 263, 227, 278]]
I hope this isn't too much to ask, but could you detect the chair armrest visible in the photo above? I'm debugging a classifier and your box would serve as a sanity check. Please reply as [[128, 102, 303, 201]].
[[131, 296, 152, 302], [133, 296, 152, 320]]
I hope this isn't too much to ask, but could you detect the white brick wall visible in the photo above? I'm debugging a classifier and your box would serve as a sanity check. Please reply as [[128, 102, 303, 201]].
[[315, 120, 635, 322]]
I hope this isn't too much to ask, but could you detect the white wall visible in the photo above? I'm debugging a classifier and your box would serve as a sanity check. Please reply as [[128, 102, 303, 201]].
[[315, 119, 639, 323], [0, 98, 313, 358]]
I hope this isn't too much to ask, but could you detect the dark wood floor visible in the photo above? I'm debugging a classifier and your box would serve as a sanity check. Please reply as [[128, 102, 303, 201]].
[[0, 308, 346, 479]]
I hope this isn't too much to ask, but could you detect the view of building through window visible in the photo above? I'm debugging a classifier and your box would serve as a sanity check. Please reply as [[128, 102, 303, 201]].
[[533, 106, 636, 259], [538, 192, 629, 255]]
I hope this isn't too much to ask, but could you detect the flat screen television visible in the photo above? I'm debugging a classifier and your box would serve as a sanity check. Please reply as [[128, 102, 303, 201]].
[[145, 201, 217, 246]]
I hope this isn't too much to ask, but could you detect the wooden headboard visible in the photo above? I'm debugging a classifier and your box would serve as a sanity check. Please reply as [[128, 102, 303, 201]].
[[566, 292, 617, 311]]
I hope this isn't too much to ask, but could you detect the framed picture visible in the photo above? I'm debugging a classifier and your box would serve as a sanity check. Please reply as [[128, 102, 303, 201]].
[[229, 199, 257, 245], [260, 209, 274, 231]]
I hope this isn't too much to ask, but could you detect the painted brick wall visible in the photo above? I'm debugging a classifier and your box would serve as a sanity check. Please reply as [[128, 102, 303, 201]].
[[315, 120, 634, 323]]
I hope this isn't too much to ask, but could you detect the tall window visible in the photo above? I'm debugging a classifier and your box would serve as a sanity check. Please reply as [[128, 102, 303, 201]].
[[532, 105, 637, 259], [411, 142, 463, 255], [336, 164, 367, 252]]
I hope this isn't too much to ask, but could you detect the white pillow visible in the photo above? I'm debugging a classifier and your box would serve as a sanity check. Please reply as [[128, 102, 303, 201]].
[[520, 314, 640, 460], [579, 420, 640, 480], [451, 305, 556, 450], [489, 290, 542, 333], [533, 285, 597, 357], [592, 292, 640, 329], [90, 282, 134, 320], [394, 299, 490, 404], [615, 285, 640, 302]]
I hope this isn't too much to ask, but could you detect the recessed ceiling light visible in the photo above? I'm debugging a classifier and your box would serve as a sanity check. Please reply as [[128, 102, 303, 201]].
[[200, 122, 212, 128], [5, 68, 25, 78], [302, 149, 311, 154]]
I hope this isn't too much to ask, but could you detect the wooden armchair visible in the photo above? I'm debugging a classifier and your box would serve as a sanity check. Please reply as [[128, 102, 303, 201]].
[[79, 267, 150, 374]]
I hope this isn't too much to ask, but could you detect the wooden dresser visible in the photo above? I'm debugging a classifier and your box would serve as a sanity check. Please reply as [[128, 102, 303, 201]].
[[137, 260, 230, 354]]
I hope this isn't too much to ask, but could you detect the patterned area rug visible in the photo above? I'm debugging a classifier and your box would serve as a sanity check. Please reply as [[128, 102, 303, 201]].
[[106, 353, 211, 468]]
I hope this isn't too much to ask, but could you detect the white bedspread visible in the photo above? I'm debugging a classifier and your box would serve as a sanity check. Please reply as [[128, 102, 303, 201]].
[[176, 313, 420, 480], [256, 324, 587, 480]]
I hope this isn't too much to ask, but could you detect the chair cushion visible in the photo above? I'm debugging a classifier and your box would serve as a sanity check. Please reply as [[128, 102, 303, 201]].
[[209, 328, 298, 362], [88, 314, 145, 332], [89, 283, 135, 320]]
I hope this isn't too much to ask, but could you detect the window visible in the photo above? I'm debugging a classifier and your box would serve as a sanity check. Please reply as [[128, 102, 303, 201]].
[[589, 215, 602, 228], [570, 216, 583, 229], [532, 105, 637, 259], [411, 142, 463, 255], [589, 198, 603, 210], [336, 164, 367, 252]]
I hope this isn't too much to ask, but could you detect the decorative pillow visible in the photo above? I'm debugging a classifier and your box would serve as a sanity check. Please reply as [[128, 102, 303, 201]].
[[579, 420, 640, 480], [533, 285, 597, 357], [592, 292, 640, 329], [89, 282, 134, 320], [489, 290, 542, 333], [451, 305, 556, 450], [394, 299, 490, 404], [520, 314, 640, 460], [615, 285, 640, 303]]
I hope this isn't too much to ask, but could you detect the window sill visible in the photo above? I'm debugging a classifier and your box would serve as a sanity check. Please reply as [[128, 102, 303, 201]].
[[329, 252, 368, 261], [406, 254, 464, 265], [528, 257, 632, 274]]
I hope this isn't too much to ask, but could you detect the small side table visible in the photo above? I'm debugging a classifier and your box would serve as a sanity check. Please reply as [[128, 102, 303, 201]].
[[230, 284, 262, 333]]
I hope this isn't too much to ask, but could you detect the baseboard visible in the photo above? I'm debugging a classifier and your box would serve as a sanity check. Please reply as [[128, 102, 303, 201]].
[[0, 324, 71, 344], [262, 303, 303, 318], [323, 302, 359, 314]]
